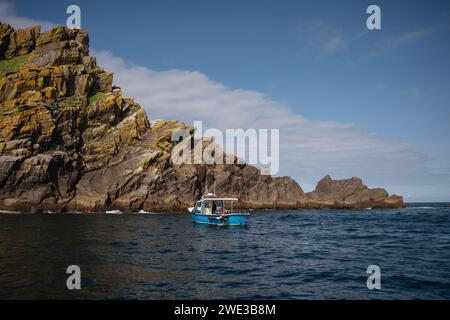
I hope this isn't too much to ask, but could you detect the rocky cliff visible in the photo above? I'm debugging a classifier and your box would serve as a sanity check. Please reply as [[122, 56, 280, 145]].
[[0, 23, 403, 212]]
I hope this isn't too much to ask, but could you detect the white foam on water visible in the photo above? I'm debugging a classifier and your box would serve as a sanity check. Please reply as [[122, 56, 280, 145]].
[[106, 210, 123, 214], [136, 210, 160, 215], [0, 210, 21, 214]]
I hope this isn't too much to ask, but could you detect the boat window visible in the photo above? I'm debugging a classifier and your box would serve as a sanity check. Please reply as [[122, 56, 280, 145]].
[[213, 200, 223, 213], [204, 201, 212, 215]]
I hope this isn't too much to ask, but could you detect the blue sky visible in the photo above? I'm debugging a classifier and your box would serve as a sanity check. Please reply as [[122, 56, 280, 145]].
[[2, 0, 450, 201]]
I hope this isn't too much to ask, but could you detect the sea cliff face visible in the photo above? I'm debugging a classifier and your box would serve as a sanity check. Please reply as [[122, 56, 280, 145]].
[[0, 23, 403, 212]]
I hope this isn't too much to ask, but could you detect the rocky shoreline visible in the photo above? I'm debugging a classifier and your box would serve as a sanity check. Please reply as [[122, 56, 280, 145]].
[[0, 23, 403, 213]]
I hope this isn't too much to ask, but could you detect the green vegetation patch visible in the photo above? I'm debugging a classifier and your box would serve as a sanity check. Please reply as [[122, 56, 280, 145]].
[[88, 92, 107, 106], [0, 54, 30, 77], [59, 95, 83, 111]]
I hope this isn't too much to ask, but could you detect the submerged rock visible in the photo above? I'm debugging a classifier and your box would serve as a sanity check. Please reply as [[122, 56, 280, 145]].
[[0, 23, 403, 212]]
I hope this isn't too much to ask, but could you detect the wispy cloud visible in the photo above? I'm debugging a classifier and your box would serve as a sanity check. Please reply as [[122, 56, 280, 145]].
[[408, 87, 421, 97], [0, 1, 53, 30], [375, 29, 429, 52], [300, 20, 347, 55], [369, 15, 450, 56], [322, 17, 447, 60]]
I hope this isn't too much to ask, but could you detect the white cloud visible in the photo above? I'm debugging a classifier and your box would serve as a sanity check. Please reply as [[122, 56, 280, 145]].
[[94, 50, 449, 190], [0, 1, 53, 31]]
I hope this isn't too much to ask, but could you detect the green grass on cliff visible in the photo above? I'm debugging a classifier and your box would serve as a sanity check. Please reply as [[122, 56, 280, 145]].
[[60, 95, 83, 110], [0, 54, 30, 77], [88, 92, 106, 106]]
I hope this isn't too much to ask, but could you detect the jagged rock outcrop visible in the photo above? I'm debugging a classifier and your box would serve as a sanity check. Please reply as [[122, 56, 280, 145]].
[[0, 25, 40, 59], [306, 175, 403, 208], [0, 23, 403, 212]]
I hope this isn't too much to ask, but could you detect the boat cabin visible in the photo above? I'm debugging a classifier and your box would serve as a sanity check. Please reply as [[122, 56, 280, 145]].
[[193, 193, 238, 215]]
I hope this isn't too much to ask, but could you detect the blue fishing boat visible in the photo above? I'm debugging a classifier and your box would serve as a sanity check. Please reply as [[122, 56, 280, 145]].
[[188, 193, 250, 226]]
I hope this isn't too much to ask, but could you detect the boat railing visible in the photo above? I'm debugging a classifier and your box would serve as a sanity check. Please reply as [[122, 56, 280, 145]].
[[192, 208, 249, 215], [222, 209, 249, 215]]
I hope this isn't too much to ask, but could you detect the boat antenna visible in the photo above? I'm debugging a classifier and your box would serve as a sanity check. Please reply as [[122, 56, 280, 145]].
[[205, 180, 208, 196], [213, 180, 216, 195]]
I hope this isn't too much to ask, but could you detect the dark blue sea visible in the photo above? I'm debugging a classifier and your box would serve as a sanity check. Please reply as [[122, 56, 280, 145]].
[[0, 204, 449, 299]]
